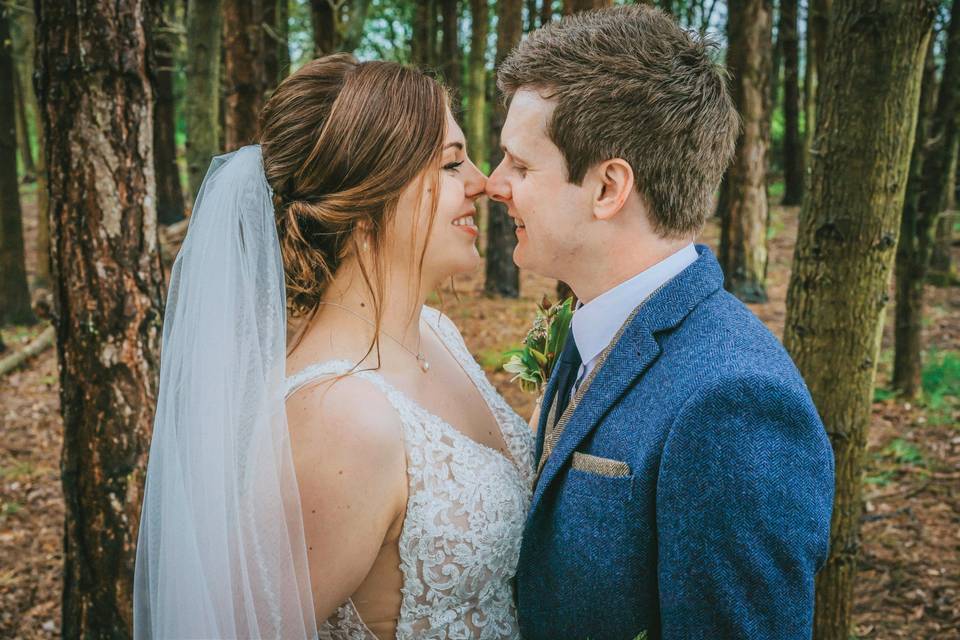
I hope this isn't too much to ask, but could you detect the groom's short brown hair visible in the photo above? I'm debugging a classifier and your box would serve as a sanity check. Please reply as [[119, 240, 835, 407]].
[[497, 5, 739, 238]]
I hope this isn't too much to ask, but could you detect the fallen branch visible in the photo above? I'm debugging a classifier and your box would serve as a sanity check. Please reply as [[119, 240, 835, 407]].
[[0, 325, 56, 377]]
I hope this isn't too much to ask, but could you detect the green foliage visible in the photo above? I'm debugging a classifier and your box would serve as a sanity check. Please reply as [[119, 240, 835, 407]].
[[503, 296, 573, 393], [921, 349, 960, 425], [881, 438, 925, 466]]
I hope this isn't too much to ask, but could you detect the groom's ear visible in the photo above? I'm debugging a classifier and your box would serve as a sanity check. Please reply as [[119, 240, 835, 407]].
[[592, 158, 635, 222]]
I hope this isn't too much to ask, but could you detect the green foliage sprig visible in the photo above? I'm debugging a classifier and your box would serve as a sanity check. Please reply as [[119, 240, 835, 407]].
[[503, 296, 574, 394]]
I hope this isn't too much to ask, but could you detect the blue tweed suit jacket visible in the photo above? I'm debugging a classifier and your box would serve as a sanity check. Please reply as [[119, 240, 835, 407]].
[[515, 245, 835, 640]]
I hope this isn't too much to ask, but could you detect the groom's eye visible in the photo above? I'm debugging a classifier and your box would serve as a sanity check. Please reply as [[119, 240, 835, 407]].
[[513, 164, 528, 177]]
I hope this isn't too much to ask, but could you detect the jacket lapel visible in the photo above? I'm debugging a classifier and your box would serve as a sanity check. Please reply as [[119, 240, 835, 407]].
[[527, 244, 725, 517]]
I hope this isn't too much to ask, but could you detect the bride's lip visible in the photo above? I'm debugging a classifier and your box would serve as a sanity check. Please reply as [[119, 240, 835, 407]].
[[452, 212, 479, 237]]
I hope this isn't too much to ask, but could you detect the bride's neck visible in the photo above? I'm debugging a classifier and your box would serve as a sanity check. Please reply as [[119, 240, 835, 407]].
[[311, 258, 432, 355]]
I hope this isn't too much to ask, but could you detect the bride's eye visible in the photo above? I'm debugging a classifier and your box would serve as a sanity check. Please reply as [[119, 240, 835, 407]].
[[444, 160, 465, 173]]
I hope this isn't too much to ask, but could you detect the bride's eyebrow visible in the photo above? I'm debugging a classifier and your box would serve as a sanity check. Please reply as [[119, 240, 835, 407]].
[[444, 142, 464, 152]]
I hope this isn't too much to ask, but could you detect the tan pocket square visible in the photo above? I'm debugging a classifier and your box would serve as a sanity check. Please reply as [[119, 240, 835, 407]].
[[571, 452, 631, 478]]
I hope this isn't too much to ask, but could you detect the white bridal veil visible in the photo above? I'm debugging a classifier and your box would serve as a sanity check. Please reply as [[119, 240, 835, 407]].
[[133, 146, 317, 638]]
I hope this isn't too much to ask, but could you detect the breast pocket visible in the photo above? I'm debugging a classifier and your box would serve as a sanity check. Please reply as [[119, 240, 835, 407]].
[[564, 452, 634, 503]]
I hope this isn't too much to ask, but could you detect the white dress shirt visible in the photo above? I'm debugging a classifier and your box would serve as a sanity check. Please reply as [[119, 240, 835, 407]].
[[569, 243, 698, 394]]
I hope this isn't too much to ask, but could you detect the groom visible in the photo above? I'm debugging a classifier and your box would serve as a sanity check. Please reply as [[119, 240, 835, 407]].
[[487, 6, 835, 639]]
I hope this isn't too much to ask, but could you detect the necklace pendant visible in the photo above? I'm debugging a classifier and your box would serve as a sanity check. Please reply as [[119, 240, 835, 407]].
[[417, 355, 430, 373]]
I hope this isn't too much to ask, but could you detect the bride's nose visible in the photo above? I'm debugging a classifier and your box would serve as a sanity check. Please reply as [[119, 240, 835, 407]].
[[464, 159, 487, 200]]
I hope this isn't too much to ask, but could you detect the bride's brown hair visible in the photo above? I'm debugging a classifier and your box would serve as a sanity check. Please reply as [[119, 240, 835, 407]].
[[259, 54, 448, 355]]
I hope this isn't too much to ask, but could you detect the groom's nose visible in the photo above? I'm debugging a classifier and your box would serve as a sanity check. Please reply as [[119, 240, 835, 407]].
[[485, 159, 512, 203]]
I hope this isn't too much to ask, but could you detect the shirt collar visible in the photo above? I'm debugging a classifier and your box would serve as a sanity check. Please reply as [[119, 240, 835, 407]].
[[570, 243, 698, 367]]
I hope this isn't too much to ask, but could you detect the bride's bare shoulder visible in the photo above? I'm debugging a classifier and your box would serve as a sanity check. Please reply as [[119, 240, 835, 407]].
[[286, 374, 406, 487]]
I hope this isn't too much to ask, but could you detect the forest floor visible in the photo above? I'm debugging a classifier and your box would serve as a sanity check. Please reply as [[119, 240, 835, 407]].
[[1, 188, 958, 639]]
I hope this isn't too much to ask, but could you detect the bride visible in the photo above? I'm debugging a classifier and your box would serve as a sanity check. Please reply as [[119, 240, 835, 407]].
[[133, 54, 534, 639]]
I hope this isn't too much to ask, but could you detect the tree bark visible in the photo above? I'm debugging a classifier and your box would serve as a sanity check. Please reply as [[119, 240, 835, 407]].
[[311, 0, 338, 55], [440, 0, 461, 95], [485, 0, 523, 298], [719, 0, 773, 303], [466, 0, 488, 169], [803, 0, 830, 170], [526, 0, 539, 31], [780, 0, 804, 205], [413, 0, 437, 67], [0, 7, 32, 325], [152, 0, 186, 224], [223, 0, 266, 151], [35, 0, 167, 635], [782, 2, 935, 638], [893, 0, 960, 398], [185, 0, 222, 202]]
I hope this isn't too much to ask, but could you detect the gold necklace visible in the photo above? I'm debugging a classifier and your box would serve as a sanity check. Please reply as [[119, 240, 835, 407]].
[[316, 301, 430, 373]]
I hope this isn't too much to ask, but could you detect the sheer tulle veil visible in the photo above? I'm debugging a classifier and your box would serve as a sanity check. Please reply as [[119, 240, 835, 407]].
[[133, 146, 317, 638]]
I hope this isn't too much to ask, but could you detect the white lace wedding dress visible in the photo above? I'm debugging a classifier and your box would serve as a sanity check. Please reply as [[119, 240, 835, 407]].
[[285, 307, 535, 640]]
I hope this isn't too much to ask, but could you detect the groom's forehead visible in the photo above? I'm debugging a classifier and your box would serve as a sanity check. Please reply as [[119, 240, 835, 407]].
[[503, 90, 556, 147]]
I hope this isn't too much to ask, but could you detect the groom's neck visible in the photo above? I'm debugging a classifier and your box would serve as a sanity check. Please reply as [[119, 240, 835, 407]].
[[571, 235, 693, 304]]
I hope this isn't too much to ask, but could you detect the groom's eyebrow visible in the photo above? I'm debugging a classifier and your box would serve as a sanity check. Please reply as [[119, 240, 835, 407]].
[[501, 145, 529, 165]]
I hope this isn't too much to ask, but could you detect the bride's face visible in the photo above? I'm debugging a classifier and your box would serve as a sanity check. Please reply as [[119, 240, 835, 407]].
[[388, 109, 486, 287]]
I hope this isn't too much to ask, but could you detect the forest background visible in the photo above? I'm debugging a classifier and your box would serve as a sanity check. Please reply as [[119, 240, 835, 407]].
[[0, 0, 958, 638]]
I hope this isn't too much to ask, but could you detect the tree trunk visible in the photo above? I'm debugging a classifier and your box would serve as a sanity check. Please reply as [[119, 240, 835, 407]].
[[223, 0, 266, 151], [466, 0, 488, 168], [185, 0, 222, 202], [929, 143, 958, 282], [803, 0, 830, 170], [413, 0, 437, 67], [35, 0, 167, 635], [893, 0, 960, 398], [311, 0, 338, 55], [0, 8, 32, 325], [565, 0, 612, 12], [485, 0, 523, 298], [719, 0, 773, 303], [541, 0, 553, 24], [526, 0, 539, 31], [781, 0, 804, 205], [12, 62, 35, 182], [153, 0, 186, 224], [263, 0, 282, 91], [782, 2, 935, 638], [441, 0, 461, 95], [14, 5, 50, 290]]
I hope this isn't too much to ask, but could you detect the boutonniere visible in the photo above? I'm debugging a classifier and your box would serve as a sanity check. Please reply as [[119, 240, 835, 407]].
[[503, 295, 574, 394]]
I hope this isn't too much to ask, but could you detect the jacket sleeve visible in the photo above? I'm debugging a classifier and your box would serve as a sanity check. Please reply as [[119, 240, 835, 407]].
[[656, 372, 835, 639]]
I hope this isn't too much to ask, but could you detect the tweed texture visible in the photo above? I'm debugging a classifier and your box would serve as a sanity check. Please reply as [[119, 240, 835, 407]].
[[515, 245, 835, 640]]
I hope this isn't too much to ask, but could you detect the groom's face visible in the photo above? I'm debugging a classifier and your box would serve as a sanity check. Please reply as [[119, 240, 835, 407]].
[[486, 90, 593, 281]]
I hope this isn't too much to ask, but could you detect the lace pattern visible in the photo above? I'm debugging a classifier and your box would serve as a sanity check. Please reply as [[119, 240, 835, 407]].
[[286, 307, 533, 639]]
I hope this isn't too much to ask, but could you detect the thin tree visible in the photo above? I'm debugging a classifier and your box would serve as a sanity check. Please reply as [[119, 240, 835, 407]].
[[782, 1, 936, 638], [894, 0, 960, 398], [466, 0, 488, 169], [152, 0, 186, 224], [563, 0, 612, 13], [719, 0, 773, 302], [35, 0, 167, 635], [803, 0, 830, 168], [526, 0, 539, 31], [485, 0, 523, 298], [541, 0, 553, 24], [412, 0, 438, 67], [223, 0, 267, 151], [311, 0, 338, 55], [263, 0, 289, 90], [185, 0, 222, 201], [12, 61, 35, 181], [0, 4, 32, 325], [440, 0, 462, 96], [780, 0, 803, 205], [13, 3, 49, 289]]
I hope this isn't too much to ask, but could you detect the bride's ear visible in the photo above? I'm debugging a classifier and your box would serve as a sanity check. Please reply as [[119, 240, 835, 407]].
[[592, 158, 634, 222]]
